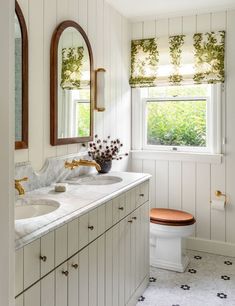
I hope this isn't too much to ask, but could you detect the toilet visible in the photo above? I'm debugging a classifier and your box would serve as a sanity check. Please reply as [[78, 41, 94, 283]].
[[150, 208, 196, 272]]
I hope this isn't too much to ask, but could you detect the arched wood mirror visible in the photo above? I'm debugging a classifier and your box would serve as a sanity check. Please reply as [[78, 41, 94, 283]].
[[15, 1, 28, 149], [50, 21, 94, 146]]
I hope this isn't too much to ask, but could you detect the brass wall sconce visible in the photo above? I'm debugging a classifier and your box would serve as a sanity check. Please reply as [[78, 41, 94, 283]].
[[95, 68, 106, 112]]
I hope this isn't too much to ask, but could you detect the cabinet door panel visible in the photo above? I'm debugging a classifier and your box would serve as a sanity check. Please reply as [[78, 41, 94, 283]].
[[97, 235, 105, 306], [118, 219, 125, 306], [68, 254, 79, 306], [41, 271, 55, 306], [113, 196, 121, 224], [130, 212, 137, 296], [15, 294, 23, 306], [55, 224, 68, 266], [15, 248, 23, 296], [68, 219, 79, 257], [78, 213, 89, 250], [112, 224, 119, 306], [41, 231, 55, 277], [88, 208, 98, 243], [89, 240, 98, 306], [55, 262, 68, 306], [105, 229, 113, 306], [24, 282, 40, 306], [97, 204, 106, 236], [105, 200, 113, 230], [24, 239, 40, 289], [79, 247, 89, 306], [124, 217, 131, 304]]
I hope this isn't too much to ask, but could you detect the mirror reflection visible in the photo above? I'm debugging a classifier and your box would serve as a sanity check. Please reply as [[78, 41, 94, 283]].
[[15, 13, 22, 142], [57, 27, 91, 139]]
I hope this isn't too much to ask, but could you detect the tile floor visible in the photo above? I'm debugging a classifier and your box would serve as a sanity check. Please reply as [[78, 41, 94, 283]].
[[136, 250, 235, 306]]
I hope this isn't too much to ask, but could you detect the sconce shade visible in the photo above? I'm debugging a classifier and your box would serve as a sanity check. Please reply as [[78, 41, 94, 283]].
[[95, 68, 106, 111]]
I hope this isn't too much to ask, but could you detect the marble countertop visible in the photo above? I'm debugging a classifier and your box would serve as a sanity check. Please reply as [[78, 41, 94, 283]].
[[15, 171, 151, 250]]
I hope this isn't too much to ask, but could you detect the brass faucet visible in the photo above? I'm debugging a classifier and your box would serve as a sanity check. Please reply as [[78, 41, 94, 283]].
[[15, 177, 28, 195], [65, 159, 101, 172]]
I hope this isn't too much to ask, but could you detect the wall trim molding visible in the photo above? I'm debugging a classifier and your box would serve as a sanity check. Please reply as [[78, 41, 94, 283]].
[[131, 150, 222, 164], [186, 237, 235, 257]]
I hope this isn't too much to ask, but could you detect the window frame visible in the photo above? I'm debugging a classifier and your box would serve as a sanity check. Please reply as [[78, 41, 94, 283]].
[[132, 84, 222, 154]]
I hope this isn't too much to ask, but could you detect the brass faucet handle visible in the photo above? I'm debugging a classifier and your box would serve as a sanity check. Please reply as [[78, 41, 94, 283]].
[[15, 177, 28, 183]]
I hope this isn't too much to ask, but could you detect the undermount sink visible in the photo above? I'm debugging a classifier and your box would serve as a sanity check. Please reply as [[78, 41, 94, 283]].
[[15, 199, 60, 220], [68, 175, 123, 185]]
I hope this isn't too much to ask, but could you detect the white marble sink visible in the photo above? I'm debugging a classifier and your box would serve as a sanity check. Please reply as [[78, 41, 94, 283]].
[[15, 199, 60, 220], [67, 175, 123, 185]]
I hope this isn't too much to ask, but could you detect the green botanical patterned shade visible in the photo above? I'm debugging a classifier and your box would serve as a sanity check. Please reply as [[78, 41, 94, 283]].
[[130, 38, 159, 87], [60, 46, 84, 90], [129, 31, 225, 87]]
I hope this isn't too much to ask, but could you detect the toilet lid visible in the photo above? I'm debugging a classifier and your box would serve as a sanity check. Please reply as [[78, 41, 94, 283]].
[[150, 208, 196, 226]]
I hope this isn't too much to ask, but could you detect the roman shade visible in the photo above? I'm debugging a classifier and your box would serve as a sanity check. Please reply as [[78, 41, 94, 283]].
[[129, 31, 225, 87]]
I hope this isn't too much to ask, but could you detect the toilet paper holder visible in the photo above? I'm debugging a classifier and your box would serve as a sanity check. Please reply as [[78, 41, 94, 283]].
[[215, 190, 227, 204]]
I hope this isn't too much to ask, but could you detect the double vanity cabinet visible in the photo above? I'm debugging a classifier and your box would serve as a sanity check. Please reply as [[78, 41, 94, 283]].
[[15, 177, 150, 306]]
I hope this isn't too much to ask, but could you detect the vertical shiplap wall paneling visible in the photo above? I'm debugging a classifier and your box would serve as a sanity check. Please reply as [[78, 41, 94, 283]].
[[155, 161, 169, 209], [28, 0, 45, 169], [94, 0, 104, 138], [131, 11, 233, 248], [226, 10, 235, 244], [43, 0, 57, 159], [168, 161, 182, 210], [210, 12, 227, 242], [15, 0, 131, 170], [103, 2, 111, 138]]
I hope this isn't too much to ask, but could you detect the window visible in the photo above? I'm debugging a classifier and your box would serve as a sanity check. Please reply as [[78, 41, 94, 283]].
[[132, 84, 222, 154]]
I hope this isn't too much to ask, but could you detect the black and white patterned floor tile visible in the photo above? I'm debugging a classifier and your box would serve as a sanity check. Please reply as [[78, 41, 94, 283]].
[[136, 250, 235, 306]]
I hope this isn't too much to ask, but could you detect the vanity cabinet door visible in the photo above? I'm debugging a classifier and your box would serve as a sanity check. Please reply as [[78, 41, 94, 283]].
[[55, 262, 68, 306], [78, 213, 89, 250], [88, 208, 98, 243], [68, 254, 79, 306], [41, 231, 55, 277], [105, 227, 113, 306], [68, 219, 79, 257], [78, 247, 89, 306], [24, 282, 40, 306], [124, 216, 132, 304], [113, 194, 126, 224], [89, 240, 98, 306], [24, 239, 40, 289], [118, 218, 125, 306], [97, 235, 105, 306], [15, 248, 23, 296], [137, 181, 149, 207], [41, 271, 55, 306], [105, 200, 113, 230], [55, 224, 68, 266], [15, 294, 23, 306], [97, 204, 106, 237], [112, 223, 119, 306]]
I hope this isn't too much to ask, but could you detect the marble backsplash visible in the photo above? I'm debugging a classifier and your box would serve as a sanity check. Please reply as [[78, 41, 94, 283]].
[[15, 152, 95, 193]]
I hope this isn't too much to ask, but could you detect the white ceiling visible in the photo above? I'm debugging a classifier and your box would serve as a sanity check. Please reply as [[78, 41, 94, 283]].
[[106, 0, 235, 21]]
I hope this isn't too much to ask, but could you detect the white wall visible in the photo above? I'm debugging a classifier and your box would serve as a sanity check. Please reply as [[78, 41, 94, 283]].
[[0, 0, 15, 305], [15, 0, 131, 171], [131, 11, 235, 255]]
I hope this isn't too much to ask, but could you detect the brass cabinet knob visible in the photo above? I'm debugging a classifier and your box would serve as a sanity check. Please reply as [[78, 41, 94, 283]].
[[132, 216, 137, 220], [139, 193, 144, 197], [62, 270, 69, 276], [119, 207, 124, 211], [128, 220, 133, 223], [88, 225, 94, 230], [40, 255, 47, 262], [72, 263, 78, 269]]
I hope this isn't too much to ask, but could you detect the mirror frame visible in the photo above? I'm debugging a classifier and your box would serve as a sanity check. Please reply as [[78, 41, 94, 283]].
[[50, 20, 94, 146], [15, 1, 28, 150]]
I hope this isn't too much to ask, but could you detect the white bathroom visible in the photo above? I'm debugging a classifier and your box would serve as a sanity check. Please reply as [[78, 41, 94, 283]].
[[1, 0, 235, 305]]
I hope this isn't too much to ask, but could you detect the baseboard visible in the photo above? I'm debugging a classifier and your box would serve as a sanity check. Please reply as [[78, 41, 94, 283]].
[[186, 237, 235, 257], [127, 275, 149, 306]]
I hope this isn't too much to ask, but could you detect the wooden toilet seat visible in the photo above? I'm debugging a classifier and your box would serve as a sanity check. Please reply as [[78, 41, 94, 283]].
[[150, 208, 196, 226]]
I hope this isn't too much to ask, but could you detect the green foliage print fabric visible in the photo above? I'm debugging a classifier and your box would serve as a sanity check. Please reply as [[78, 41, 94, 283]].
[[129, 31, 225, 87], [169, 35, 185, 85], [193, 31, 225, 84], [61, 47, 84, 90], [129, 38, 159, 87]]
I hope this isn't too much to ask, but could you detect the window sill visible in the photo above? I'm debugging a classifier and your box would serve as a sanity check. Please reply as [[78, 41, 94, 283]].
[[130, 150, 223, 164]]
